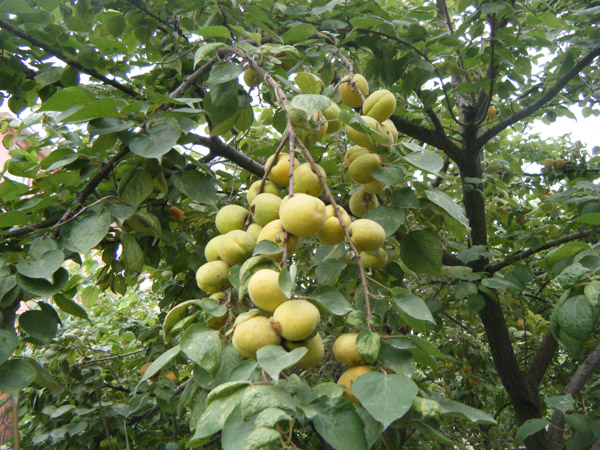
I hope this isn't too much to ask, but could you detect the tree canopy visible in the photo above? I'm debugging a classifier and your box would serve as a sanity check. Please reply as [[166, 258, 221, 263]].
[[1, 0, 600, 449]]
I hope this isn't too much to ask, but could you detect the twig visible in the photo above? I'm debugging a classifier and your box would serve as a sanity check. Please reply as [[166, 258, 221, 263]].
[[77, 348, 144, 365], [121, 0, 188, 42], [432, 157, 450, 188], [93, 378, 116, 450], [123, 420, 131, 450], [191, 134, 265, 177], [12, 401, 20, 450], [0, 18, 140, 98], [167, 56, 219, 101], [526, 330, 558, 389]]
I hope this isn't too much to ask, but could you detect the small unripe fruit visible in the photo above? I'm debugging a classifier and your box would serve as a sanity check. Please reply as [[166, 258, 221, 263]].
[[284, 333, 324, 369], [161, 370, 177, 382], [250, 193, 282, 226], [316, 205, 351, 245], [337, 365, 372, 403], [272, 299, 320, 341], [362, 89, 396, 122], [349, 189, 379, 218], [266, 153, 301, 187], [517, 318, 525, 329], [293, 162, 327, 197], [554, 158, 566, 169], [486, 106, 497, 118], [248, 269, 289, 312], [381, 119, 398, 144], [323, 102, 342, 134], [360, 248, 388, 269], [344, 146, 371, 166], [247, 180, 280, 204], [218, 230, 255, 266], [205, 235, 225, 262], [140, 362, 157, 379], [256, 219, 300, 262], [333, 333, 366, 366], [279, 194, 326, 237], [346, 116, 382, 150], [298, 113, 328, 145], [169, 206, 184, 222], [339, 74, 369, 108], [349, 153, 382, 184], [196, 260, 230, 293], [349, 219, 385, 252], [361, 180, 384, 194], [468, 377, 479, 387], [215, 205, 250, 234], [243, 68, 259, 88], [246, 223, 263, 243], [232, 316, 282, 359], [544, 159, 554, 169]]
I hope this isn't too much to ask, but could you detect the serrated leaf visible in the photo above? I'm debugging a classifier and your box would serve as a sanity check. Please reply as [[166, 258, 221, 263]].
[[353, 373, 418, 429]]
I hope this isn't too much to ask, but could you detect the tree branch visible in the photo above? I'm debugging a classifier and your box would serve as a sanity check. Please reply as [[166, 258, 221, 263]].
[[121, 0, 188, 42], [129, 380, 189, 425], [486, 229, 592, 274], [548, 343, 600, 450], [0, 18, 140, 98], [526, 330, 558, 390], [476, 45, 600, 149], [167, 57, 219, 101], [191, 134, 265, 177]]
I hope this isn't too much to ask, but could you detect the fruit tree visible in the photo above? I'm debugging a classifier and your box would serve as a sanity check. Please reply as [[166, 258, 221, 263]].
[[1, 1, 600, 449]]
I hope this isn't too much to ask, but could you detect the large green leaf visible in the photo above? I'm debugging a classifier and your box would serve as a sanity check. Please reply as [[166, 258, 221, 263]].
[[312, 285, 353, 315], [118, 168, 154, 207], [171, 170, 216, 204], [16, 267, 69, 298], [312, 397, 369, 450], [399, 230, 442, 277], [180, 324, 222, 374], [392, 292, 434, 323], [19, 309, 59, 344], [38, 87, 95, 111], [0, 330, 18, 365], [436, 398, 497, 424], [0, 359, 37, 398], [256, 345, 307, 382], [129, 120, 182, 159], [515, 419, 549, 444], [16, 249, 64, 283], [402, 150, 444, 174], [352, 372, 418, 429], [425, 189, 470, 231], [363, 206, 405, 237], [63, 210, 112, 254]]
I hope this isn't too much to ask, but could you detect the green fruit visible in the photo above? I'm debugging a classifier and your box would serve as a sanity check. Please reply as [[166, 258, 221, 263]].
[[344, 145, 371, 166], [248, 268, 289, 312], [272, 299, 320, 341], [361, 180, 384, 194], [298, 113, 328, 145], [360, 248, 387, 269], [218, 230, 255, 265], [349, 189, 379, 218], [256, 219, 300, 262], [204, 235, 225, 262], [316, 205, 351, 245], [346, 116, 382, 150], [206, 293, 228, 329], [246, 223, 263, 243], [363, 89, 396, 122], [349, 153, 382, 184], [544, 158, 554, 169], [215, 205, 250, 234], [266, 153, 300, 187], [349, 219, 385, 252], [337, 365, 372, 403], [279, 194, 326, 237], [339, 74, 369, 108], [247, 180, 280, 204], [243, 68, 259, 88], [284, 333, 324, 369], [293, 162, 326, 197], [554, 158, 566, 169], [323, 102, 342, 134], [196, 260, 230, 293], [381, 119, 398, 144], [232, 316, 281, 359], [333, 333, 366, 366], [250, 193, 282, 226]]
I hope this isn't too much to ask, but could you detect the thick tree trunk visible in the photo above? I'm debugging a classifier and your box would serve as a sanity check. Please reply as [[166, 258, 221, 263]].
[[458, 144, 551, 450]]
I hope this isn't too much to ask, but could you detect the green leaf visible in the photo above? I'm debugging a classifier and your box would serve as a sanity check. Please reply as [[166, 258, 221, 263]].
[[545, 394, 575, 413], [363, 206, 405, 237], [290, 94, 331, 116], [0, 330, 18, 365], [243, 427, 280, 450], [38, 87, 95, 111], [39, 148, 78, 170], [256, 345, 307, 382], [16, 249, 64, 283], [16, 267, 69, 298], [378, 343, 415, 376], [481, 276, 519, 292], [171, 170, 216, 204], [575, 212, 600, 224], [515, 419, 549, 444], [551, 295, 597, 355], [190, 386, 246, 444], [0, 210, 29, 228], [545, 242, 590, 269], [222, 406, 255, 450], [197, 26, 232, 39], [414, 422, 464, 448], [63, 210, 111, 254], [392, 292, 435, 323], [180, 325, 222, 374], [129, 120, 182, 159], [312, 397, 369, 450], [436, 398, 497, 424], [252, 240, 284, 256], [399, 230, 442, 277], [352, 372, 418, 429], [194, 43, 226, 67], [371, 166, 404, 186], [207, 61, 244, 85], [118, 168, 154, 207], [295, 72, 323, 94], [425, 189, 470, 231], [584, 281, 600, 307], [356, 330, 380, 364], [254, 407, 292, 428], [163, 299, 203, 340], [278, 265, 296, 298], [312, 285, 353, 315], [402, 150, 444, 174], [140, 346, 181, 382], [54, 293, 89, 321], [207, 381, 251, 405], [240, 384, 294, 419], [0, 359, 37, 399], [282, 23, 317, 43], [58, 98, 120, 123], [88, 117, 133, 135], [121, 234, 144, 273], [19, 309, 59, 344]]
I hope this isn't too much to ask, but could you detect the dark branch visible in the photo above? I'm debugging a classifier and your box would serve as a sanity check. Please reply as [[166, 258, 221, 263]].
[[526, 330, 558, 389], [121, 0, 188, 41], [0, 18, 140, 98], [432, 157, 450, 188], [476, 45, 600, 149], [191, 134, 265, 178], [167, 57, 219, 101], [486, 229, 592, 274], [390, 115, 462, 161]]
